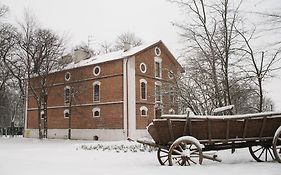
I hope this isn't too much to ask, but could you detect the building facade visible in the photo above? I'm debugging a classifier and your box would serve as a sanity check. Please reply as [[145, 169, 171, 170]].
[[25, 40, 183, 140]]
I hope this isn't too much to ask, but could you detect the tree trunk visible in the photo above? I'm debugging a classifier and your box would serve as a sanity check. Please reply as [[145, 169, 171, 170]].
[[258, 78, 263, 112]]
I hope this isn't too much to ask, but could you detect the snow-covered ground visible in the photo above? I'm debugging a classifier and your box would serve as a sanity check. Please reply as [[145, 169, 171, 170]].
[[0, 137, 280, 175]]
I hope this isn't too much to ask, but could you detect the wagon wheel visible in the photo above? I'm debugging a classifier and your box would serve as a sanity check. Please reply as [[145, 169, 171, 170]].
[[249, 145, 275, 162], [168, 136, 203, 166], [273, 126, 281, 163], [157, 148, 169, 165]]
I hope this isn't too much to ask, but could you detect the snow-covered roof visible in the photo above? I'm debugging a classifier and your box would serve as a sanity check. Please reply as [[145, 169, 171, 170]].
[[63, 40, 161, 71]]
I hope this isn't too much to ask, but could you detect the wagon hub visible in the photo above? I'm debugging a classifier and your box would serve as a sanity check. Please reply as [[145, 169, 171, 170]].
[[181, 149, 191, 158]]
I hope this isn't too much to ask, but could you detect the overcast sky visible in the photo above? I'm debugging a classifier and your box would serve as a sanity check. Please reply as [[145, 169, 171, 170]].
[[2, 0, 281, 110]]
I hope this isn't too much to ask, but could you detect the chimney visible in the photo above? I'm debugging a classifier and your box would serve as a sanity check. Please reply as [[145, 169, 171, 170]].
[[123, 42, 131, 52]]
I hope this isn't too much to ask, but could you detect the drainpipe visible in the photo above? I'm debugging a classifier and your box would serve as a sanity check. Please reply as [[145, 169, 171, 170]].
[[125, 57, 129, 138]]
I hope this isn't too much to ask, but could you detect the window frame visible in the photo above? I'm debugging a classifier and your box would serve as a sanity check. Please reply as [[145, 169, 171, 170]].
[[154, 57, 162, 79], [140, 106, 148, 117], [93, 66, 101, 76], [139, 63, 147, 73], [64, 86, 71, 105], [155, 81, 162, 103], [64, 109, 70, 118], [65, 72, 71, 81], [93, 81, 101, 102], [92, 107, 101, 118], [154, 47, 161, 56], [140, 79, 147, 100]]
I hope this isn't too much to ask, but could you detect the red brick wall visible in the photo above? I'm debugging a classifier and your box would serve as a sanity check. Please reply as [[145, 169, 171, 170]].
[[27, 59, 124, 129], [134, 43, 181, 129]]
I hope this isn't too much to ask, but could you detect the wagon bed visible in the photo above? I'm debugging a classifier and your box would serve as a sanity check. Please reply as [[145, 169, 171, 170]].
[[138, 112, 281, 166]]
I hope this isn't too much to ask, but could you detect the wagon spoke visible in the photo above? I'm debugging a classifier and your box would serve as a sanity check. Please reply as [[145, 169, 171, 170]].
[[173, 149, 182, 155], [190, 155, 199, 158], [253, 147, 263, 153], [269, 148, 275, 160], [258, 148, 266, 159], [189, 158, 197, 164], [163, 158, 169, 164], [175, 158, 182, 164], [278, 138, 281, 142], [160, 155, 169, 158], [161, 149, 169, 154], [186, 159, 190, 166], [178, 144, 184, 152], [265, 148, 268, 161]]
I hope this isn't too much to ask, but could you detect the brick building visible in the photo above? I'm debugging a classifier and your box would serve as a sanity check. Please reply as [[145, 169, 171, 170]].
[[25, 40, 183, 140]]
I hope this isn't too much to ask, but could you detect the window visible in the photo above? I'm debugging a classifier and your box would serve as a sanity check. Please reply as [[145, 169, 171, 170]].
[[140, 63, 147, 73], [169, 86, 175, 104], [93, 66, 101, 76], [140, 106, 148, 116], [93, 81, 101, 102], [154, 57, 162, 78], [64, 109, 70, 118], [140, 79, 147, 100], [64, 86, 71, 105], [155, 47, 161, 56], [40, 110, 45, 119], [92, 107, 100, 117], [65, 72, 71, 81], [169, 108, 175, 114], [168, 71, 174, 79], [155, 82, 162, 102]]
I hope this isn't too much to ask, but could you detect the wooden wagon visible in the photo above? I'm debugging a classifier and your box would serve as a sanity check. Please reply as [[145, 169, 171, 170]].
[[137, 112, 281, 166]]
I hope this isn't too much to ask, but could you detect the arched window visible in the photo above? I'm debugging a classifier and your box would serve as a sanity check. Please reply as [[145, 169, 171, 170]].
[[140, 106, 148, 116], [93, 81, 101, 102], [154, 57, 162, 78], [140, 79, 147, 100], [64, 86, 71, 105], [169, 108, 175, 114], [64, 109, 70, 118], [92, 107, 100, 117], [155, 81, 162, 102]]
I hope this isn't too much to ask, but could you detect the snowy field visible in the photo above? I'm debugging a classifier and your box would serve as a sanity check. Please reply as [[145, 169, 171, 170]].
[[0, 137, 280, 175]]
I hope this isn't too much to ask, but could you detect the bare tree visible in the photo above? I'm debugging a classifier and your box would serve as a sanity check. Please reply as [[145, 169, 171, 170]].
[[114, 32, 143, 51], [11, 12, 65, 139], [236, 28, 280, 112], [170, 0, 244, 113]]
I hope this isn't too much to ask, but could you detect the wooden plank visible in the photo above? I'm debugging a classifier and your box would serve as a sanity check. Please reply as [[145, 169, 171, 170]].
[[259, 116, 267, 138], [167, 118, 175, 141], [188, 115, 192, 136], [226, 120, 230, 141], [243, 118, 249, 139], [183, 111, 190, 135], [208, 119, 211, 142]]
